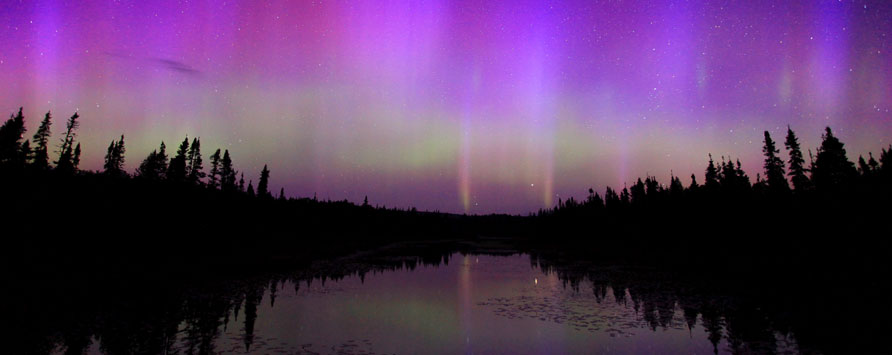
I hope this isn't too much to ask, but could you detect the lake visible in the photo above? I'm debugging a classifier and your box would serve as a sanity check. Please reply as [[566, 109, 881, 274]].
[[37, 251, 810, 354]]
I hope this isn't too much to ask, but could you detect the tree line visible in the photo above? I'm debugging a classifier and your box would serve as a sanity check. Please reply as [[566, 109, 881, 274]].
[[3, 106, 891, 217], [541, 126, 891, 216], [0, 107, 282, 200], [0, 108, 83, 174]]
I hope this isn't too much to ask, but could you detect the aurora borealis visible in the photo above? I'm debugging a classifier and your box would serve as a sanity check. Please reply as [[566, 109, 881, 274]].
[[2, 0, 890, 214]]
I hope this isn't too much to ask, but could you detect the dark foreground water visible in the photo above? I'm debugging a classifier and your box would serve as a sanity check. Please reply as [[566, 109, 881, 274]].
[[31, 251, 814, 355]]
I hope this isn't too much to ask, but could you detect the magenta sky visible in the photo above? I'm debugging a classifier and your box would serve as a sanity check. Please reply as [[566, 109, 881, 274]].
[[2, 0, 890, 214]]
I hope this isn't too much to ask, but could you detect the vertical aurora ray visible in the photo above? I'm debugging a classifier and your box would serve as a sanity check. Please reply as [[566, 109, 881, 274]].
[[459, 118, 472, 213]]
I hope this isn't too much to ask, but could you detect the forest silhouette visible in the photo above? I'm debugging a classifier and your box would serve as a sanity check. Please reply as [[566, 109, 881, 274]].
[[1, 106, 891, 268]]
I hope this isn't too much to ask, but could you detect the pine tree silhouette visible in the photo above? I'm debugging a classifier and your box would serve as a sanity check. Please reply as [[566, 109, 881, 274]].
[[719, 157, 733, 187], [186, 138, 205, 185], [704, 154, 719, 191], [30, 111, 52, 170], [257, 165, 271, 199], [55, 112, 80, 173], [735, 159, 751, 189], [103, 135, 126, 176], [630, 178, 646, 205], [604, 187, 620, 209], [167, 138, 190, 182], [762, 131, 789, 193], [246, 180, 255, 197], [716, 157, 751, 195], [208, 148, 222, 189], [104, 139, 115, 172], [879, 146, 891, 180], [0, 107, 26, 167], [876, 144, 892, 184], [645, 176, 660, 199], [137, 141, 169, 180], [812, 127, 857, 192], [220, 150, 237, 191], [784, 126, 811, 192], [669, 174, 684, 198]]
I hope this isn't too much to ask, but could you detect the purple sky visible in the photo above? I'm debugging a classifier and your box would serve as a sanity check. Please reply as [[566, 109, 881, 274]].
[[2, 0, 890, 214]]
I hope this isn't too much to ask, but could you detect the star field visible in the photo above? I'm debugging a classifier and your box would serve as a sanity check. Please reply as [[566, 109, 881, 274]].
[[1, 0, 890, 213]]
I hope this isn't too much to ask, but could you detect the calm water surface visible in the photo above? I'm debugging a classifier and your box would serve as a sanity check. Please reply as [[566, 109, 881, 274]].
[[66, 253, 797, 354]]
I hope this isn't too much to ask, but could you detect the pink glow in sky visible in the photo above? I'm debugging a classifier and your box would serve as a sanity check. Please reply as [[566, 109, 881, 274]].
[[2, 0, 891, 213]]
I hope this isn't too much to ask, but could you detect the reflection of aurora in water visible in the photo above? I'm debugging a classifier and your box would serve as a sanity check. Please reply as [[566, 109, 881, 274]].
[[21, 250, 830, 354]]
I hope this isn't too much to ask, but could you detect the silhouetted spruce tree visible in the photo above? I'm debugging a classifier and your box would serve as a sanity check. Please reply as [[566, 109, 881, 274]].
[[704, 154, 720, 191], [718, 158, 751, 194], [137, 141, 169, 180], [669, 174, 684, 198], [362, 195, 369, 207], [207, 148, 222, 189], [762, 131, 789, 193], [55, 112, 80, 173], [604, 187, 620, 209], [630, 178, 646, 206], [103, 135, 126, 176], [0, 107, 26, 168], [784, 126, 811, 192], [186, 138, 205, 185], [238, 172, 245, 192], [644, 176, 662, 197], [812, 127, 857, 192], [30, 111, 52, 170], [167, 138, 190, 182], [719, 157, 733, 186], [880, 146, 892, 182], [219, 150, 237, 191], [257, 165, 271, 199], [246, 180, 255, 197], [735, 159, 751, 189], [114, 136, 125, 172], [279, 188, 285, 201]]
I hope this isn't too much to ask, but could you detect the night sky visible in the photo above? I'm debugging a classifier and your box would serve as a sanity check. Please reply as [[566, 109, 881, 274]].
[[2, 0, 890, 214]]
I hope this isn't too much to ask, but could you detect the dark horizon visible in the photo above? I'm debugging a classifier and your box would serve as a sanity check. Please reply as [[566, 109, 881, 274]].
[[4, 105, 890, 216]]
